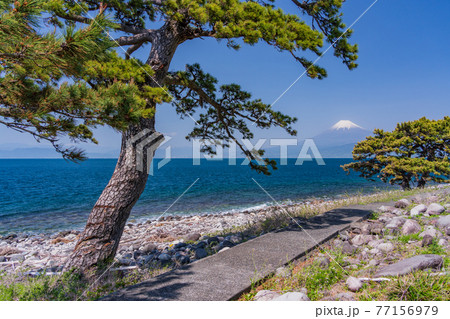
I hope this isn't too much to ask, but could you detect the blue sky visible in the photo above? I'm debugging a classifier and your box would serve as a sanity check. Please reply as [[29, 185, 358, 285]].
[[1, 0, 449, 155]]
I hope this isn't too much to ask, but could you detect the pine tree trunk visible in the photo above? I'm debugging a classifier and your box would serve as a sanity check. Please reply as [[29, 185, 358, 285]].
[[66, 20, 183, 272], [65, 118, 163, 271]]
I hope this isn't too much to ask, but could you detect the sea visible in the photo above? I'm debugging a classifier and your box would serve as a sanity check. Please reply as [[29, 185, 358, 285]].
[[0, 158, 394, 235]]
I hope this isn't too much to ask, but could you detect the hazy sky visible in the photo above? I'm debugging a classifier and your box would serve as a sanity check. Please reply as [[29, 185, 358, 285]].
[[1, 0, 449, 155]]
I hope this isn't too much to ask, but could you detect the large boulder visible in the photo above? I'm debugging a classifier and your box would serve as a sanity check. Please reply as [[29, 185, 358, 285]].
[[436, 215, 450, 229], [184, 233, 201, 242], [395, 199, 411, 209], [385, 217, 406, 232], [378, 206, 396, 213], [341, 242, 358, 254], [426, 203, 445, 215], [378, 242, 395, 253], [351, 235, 373, 246], [401, 220, 421, 235], [275, 266, 292, 278], [420, 226, 438, 238], [375, 255, 443, 277], [272, 292, 310, 301], [194, 248, 208, 259], [254, 290, 280, 301], [421, 235, 434, 247], [410, 204, 427, 216]]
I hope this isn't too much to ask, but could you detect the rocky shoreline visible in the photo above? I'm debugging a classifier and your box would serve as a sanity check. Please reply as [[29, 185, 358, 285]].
[[0, 196, 338, 274], [250, 190, 450, 301], [1, 187, 449, 280]]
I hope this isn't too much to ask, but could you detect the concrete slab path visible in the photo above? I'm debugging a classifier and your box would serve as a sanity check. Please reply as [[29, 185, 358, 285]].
[[102, 202, 383, 301]]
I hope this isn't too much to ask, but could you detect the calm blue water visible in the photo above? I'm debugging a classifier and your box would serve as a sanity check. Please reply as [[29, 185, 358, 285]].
[[0, 159, 393, 235]]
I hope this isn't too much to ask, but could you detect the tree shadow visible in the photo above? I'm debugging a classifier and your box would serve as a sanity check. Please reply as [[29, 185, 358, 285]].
[[280, 207, 374, 232], [101, 265, 195, 301]]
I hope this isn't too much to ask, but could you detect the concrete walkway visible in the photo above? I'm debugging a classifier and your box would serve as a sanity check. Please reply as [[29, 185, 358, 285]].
[[102, 202, 383, 301]]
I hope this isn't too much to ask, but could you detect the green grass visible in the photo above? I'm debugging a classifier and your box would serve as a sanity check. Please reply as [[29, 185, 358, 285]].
[[0, 266, 166, 301], [0, 270, 88, 301], [419, 238, 446, 255], [397, 233, 421, 244], [300, 253, 346, 300], [386, 272, 450, 301]]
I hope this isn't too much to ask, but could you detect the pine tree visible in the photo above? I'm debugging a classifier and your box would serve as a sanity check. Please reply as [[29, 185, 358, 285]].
[[1, 0, 359, 272], [343, 117, 450, 190]]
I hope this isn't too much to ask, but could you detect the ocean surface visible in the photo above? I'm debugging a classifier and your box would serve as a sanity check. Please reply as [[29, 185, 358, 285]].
[[0, 158, 393, 235]]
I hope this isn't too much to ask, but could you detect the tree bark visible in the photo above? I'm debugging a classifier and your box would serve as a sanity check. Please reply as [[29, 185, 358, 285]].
[[401, 178, 411, 191], [66, 21, 183, 272], [65, 118, 162, 271]]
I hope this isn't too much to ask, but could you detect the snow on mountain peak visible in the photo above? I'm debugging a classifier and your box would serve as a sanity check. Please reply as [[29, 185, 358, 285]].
[[331, 120, 363, 130]]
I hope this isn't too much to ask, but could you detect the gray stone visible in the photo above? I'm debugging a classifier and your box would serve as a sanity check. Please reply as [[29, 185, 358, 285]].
[[371, 227, 383, 235], [221, 240, 234, 248], [378, 242, 395, 253], [316, 256, 331, 269], [194, 248, 208, 259], [410, 204, 427, 216], [254, 290, 280, 301], [378, 213, 395, 223], [141, 244, 157, 254], [206, 237, 220, 245], [421, 235, 434, 247], [229, 235, 242, 244], [184, 233, 201, 242], [436, 215, 450, 229], [426, 203, 445, 215], [275, 267, 291, 278], [368, 239, 383, 248], [401, 219, 421, 235], [272, 292, 310, 301], [420, 226, 437, 238], [174, 242, 187, 249], [379, 206, 396, 213], [438, 239, 448, 247], [195, 241, 207, 249], [179, 256, 191, 264], [446, 226, 450, 236], [385, 217, 406, 231], [375, 255, 443, 277], [157, 253, 171, 262], [0, 256, 6, 262], [341, 242, 358, 254], [8, 253, 25, 262], [368, 259, 379, 267], [346, 276, 363, 292], [351, 234, 373, 246], [395, 199, 411, 209]]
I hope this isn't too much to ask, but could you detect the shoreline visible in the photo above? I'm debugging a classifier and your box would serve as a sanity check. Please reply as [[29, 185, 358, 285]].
[[0, 186, 392, 237], [0, 185, 447, 275]]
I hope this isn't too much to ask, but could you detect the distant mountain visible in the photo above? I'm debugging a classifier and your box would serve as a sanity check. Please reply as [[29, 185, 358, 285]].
[[313, 120, 372, 158], [0, 146, 119, 159]]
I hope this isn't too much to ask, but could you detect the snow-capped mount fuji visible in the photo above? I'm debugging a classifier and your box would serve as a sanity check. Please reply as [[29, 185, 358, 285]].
[[331, 120, 364, 130], [313, 120, 372, 158]]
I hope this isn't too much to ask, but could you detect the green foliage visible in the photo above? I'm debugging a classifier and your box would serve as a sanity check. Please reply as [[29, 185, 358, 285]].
[[0, 270, 88, 301], [343, 117, 450, 190], [419, 238, 446, 255], [167, 63, 297, 174], [0, 0, 169, 160], [29, 0, 358, 173], [397, 233, 421, 244], [1, 0, 359, 172]]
